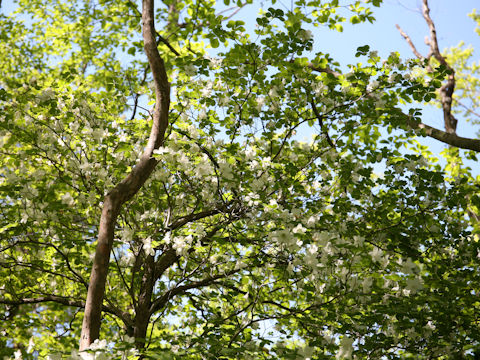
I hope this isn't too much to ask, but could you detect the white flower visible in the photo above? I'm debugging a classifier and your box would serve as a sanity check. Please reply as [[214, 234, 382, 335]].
[[173, 236, 187, 255], [245, 147, 256, 159], [92, 128, 105, 141], [219, 161, 234, 180], [235, 260, 247, 270], [362, 277, 373, 293], [143, 237, 155, 256], [14, 350, 23, 360], [201, 82, 213, 97], [256, 96, 266, 110], [269, 101, 279, 112], [27, 338, 35, 353], [336, 336, 354, 359], [292, 224, 306, 234], [218, 96, 229, 106], [388, 73, 397, 84], [268, 86, 279, 97], [47, 355, 63, 360], [78, 352, 95, 360], [37, 88, 55, 102], [184, 64, 196, 76], [195, 161, 212, 177], [89, 339, 107, 350], [425, 320, 436, 330], [369, 246, 383, 262], [400, 257, 418, 274], [198, 109, 207, 120], [298, 29, 313, 41], [405, 276, 423, 293], [366, 80, 379, 92], [119, 251, 135, 267], [314, 83, 326, 95], [61, 192, 75, 206], [98, 168, 108, 180], [306, 215, 316, 227], [207, 56, 222, 68], [122, 335, 135, 343]]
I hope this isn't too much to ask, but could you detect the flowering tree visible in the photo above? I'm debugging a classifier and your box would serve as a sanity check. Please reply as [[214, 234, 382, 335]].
[[1, 0, 480, 358]]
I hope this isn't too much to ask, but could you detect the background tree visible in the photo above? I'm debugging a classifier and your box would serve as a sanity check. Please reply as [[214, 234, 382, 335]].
[[1, 0, 479, 358]]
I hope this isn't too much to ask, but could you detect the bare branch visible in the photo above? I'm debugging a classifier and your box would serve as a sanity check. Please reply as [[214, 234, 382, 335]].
[[396, 0, 461, 138], [422, 0, 442, 64], [456, 99, 480, 119], [421, 0, 457, 134], [395, 24, 425, 60], [406, 118, 480, 152]]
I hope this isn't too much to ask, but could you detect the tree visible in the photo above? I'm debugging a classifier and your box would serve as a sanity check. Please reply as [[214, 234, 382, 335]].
[[0, 0, 479, 358]]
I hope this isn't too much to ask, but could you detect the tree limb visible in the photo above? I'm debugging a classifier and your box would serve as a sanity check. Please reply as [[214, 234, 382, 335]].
[[149, 269, 239, 314], [310, 99, 335, 148], [421, 0, 457, 134], [395, 24, 426, 60], [406, 118, 480, 152], [397, 0, 458, 135], [79, 0, 170, 350], [1, 295, 133, 327]]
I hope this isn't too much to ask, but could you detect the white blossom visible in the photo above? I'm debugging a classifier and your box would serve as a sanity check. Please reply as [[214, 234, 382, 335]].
[[405, 276, 423, 294], [184, 64, 196, 76], [298, 29, 313, 41], [61, 192, 75, 206], [336, 336, 354, 359], [292, 224, 306, 234], [366, 80, 379, 92], [37, 88, 55, 102], [388, 73, 398, 84], [369, 246, 383, 262], [219, 161, 234, 180], [88, 339, 107, 351], [256, 96, 266, 110], [143, 237, 155, 256]]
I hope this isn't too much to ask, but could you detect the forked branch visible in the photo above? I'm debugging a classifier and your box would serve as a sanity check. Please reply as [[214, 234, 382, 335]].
[[79, 0, 170, 350]]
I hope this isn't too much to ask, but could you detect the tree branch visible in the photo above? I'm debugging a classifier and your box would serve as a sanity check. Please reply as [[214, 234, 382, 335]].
[[310, 100, 335, 148], [421, 0, 457, 134], [395, 24, 425, 60], [79, 0, 171, 350], [167, 208, 223, 231], [406, 117, 480, 152], [395, 0, 479, 150], [149, 269, 239, 314], [1, 295, 132, 327]]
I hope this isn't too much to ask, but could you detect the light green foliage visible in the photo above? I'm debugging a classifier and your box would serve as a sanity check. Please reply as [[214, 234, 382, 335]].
[[0, 0, 479, 359]]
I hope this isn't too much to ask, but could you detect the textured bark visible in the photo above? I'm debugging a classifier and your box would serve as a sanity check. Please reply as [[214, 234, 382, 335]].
[[406, 119, 480, 152], [133, 254, 156, 349], [79, 0, 170, 350], [421, 0, 458, 134]]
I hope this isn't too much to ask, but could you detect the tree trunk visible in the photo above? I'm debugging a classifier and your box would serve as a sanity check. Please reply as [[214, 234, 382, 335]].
[[79, 0, 170, 349]]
